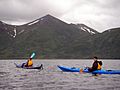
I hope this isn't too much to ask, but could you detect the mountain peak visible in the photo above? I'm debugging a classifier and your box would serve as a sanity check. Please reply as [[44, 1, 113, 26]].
[[40, 14, 60, 21], [27, 14, 62, 26], [44, 14, 53, 17]]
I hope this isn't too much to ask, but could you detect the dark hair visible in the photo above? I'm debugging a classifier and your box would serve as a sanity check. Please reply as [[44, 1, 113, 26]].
[[93, 56, 98, 59], [99, 61, 102, 65]]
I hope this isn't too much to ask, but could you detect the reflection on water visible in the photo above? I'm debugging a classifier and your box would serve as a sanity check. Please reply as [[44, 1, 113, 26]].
[[0, 59, 120, 90]]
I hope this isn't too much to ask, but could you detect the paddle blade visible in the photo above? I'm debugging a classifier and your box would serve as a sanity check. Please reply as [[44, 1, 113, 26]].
[[80, 69, 83, 73], [30, 52, 36, 58]]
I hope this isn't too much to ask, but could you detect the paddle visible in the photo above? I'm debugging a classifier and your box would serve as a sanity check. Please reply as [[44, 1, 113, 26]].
[[30, 52, 36, 59], [79, 68, 84, 73]]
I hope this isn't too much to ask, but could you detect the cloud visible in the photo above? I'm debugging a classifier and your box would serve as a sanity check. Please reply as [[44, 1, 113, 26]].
[[60, 0, 120, 32], [0, 0, 120, 32], [0, 0, 75, 19]]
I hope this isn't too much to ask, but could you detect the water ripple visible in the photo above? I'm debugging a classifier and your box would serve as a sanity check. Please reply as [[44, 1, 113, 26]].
[[0, 60, 120, 90]]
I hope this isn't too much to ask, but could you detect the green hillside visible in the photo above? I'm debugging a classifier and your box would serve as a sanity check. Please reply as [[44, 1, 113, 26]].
[[0, 15, 120, 59]]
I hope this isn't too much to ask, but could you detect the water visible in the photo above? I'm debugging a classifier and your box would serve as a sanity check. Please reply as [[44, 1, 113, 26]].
[[0, 59, 120, 90]]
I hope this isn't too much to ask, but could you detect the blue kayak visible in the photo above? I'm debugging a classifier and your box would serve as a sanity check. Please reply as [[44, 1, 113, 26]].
[[57, 65, 120, 74], [14, 63, 43, 69]]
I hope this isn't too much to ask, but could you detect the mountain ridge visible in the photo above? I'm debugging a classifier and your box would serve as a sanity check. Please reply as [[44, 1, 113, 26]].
[[0, 14, 120, 59]]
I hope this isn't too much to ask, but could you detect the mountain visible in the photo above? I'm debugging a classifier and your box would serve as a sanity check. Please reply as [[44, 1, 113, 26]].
[[0, 21, 14, 51], [10, 14, 96, 58], [0, 14, 120, 59], [92, 28, 120, 59]]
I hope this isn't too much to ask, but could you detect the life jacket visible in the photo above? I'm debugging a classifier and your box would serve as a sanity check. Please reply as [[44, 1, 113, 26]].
[[27, 59, 33, 66], [97, 61, 102, 70]]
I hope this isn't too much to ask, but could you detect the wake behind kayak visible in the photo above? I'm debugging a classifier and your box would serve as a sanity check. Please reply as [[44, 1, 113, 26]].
[[14, 63, 43, 69]]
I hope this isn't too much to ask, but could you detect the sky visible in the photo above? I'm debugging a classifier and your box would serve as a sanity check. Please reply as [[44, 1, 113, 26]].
[[0, 0, 120, 32]]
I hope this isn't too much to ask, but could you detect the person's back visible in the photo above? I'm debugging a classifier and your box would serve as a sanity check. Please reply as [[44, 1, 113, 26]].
[[92, 60, 98, 71]]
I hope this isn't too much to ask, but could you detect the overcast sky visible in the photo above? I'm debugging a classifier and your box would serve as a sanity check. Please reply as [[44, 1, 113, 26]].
[[0, 0, 120, 32]]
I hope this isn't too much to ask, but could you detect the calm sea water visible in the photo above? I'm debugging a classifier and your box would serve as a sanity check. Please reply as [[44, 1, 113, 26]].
[[0, 59, 120, 90]]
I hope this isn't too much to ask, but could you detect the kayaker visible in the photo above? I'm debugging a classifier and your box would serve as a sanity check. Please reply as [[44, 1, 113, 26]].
[[88, 56, 102, 72], [24, 58, 33, 67]]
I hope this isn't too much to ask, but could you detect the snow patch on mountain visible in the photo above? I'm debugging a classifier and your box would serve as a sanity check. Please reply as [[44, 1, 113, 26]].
[[90, 31, 96, 34], [81, 27, 96, 35], [40, 18, 44, 21], [81, 27, 86, 32], [7, 28, 17, 38], [28, 20, 39, 26], [84, 27, 91, 33], [13, 28, 16, 38], [84, 27, 95, 34], [18, 30, 24, 34]]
